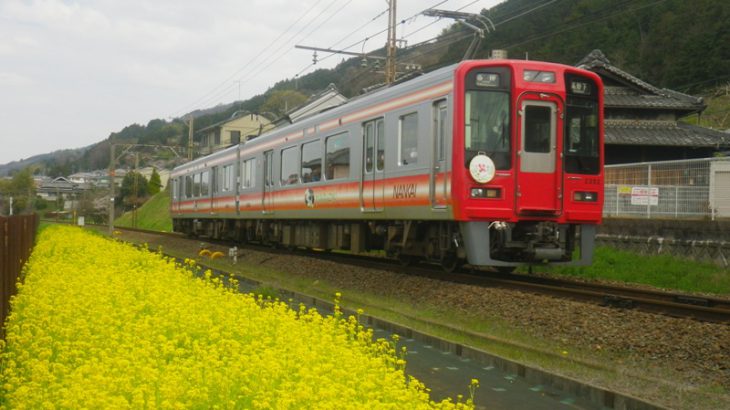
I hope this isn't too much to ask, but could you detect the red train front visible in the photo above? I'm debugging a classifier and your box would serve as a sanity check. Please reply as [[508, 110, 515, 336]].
[[452, 60, 604, 268]]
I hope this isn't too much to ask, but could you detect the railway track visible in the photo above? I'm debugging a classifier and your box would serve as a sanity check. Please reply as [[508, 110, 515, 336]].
[[108, 224, 730, 325]]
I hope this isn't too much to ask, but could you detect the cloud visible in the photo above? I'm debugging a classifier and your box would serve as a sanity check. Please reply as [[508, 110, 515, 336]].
[[0, 72, 34, 87]]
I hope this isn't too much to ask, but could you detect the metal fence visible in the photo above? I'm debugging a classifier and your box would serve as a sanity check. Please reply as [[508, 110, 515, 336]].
[[0, 214, 38, 338], [603, 157, 730, 220]]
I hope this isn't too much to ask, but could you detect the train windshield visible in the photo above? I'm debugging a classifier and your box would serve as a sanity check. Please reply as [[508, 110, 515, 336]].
[[565, 95, 600, 174], [464, 90, 511, 169]]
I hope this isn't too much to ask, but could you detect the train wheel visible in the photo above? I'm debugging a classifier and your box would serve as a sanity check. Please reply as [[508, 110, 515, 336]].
[[397, 253, 417, 267], [440, 254, 461, 273]]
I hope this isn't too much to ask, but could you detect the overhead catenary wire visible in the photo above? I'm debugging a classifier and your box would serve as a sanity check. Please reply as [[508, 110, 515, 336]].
[[188, 0, 347, 113], [170, 0, 330, 118], [292, 0, 456, 78]]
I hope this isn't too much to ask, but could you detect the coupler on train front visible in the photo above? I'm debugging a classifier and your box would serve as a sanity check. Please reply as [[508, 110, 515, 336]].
[[459, 221, 597, 268]]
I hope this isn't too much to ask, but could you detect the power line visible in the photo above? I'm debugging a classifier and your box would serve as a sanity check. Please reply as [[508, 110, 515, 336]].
[[293, 0, 456, 78], [191, 0, 346, 112], [170, 0, 327, 118]]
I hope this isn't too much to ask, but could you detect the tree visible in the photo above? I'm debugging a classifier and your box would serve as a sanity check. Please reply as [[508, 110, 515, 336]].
[[147, 168, 162, 195], [0, 167, 37, 214], [260, 90, 308, 118], [119, 171, 149, 210]]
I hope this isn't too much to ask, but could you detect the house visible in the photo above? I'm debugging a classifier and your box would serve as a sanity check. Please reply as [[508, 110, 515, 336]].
[[577, 50, 730, 164], [37, 177, 90, 201], [272, 83, 348, 128], [197, 111, 272, 155]]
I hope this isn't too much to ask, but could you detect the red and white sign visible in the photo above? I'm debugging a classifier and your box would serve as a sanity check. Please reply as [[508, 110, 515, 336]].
[[630, 186, 658, 206]]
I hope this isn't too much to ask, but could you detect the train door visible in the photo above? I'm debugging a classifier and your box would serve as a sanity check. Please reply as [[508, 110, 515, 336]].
[[516, 93, 563, 213], [262, 150, 274, 214], [430, 100, 449, 209], [361, 118, 385, 212]]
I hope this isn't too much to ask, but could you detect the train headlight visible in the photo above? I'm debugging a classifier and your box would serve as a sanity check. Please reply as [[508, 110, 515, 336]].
[[573, 191, 598, 202], [471, 187, 501, 199]]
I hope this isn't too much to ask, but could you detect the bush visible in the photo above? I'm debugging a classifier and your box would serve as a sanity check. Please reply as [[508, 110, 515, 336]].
[[1, 226, 474, 409]]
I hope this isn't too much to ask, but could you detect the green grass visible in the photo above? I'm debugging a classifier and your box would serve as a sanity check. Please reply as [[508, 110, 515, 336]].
[[528, 246, 730, 295], [115, 189, 172, 232]]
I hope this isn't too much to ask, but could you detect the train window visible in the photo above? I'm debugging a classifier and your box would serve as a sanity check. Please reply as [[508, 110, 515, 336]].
[[200, 171, 210, 196], [222, 164, 234, 191], [301, 141, 322, 183], [280, 147, 299, 185], [325, 132, 350, 180], [185, 175, 193, 198], [364, 122, 374, 173], [433, 100, 448, 162], [193, 173, 201, 197], [523, 106, 552, 153], [211, 167, 218, 194], [565, 96, 600, 174], [376, 119, 384, 171], [241, 158, 256, 188], [172, 178, 178, 199], [399, 113, 418, 166], [464, 90, 510, 169]]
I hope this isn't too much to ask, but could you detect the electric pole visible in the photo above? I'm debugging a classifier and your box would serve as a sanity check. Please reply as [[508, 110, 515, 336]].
[[188, 116, 194, 160], [108, 142, 115, 235], [385, 0, 397, 84]]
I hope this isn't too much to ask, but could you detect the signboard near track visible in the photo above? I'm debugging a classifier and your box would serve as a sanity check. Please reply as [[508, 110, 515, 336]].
[[630, 186, 659, 206]]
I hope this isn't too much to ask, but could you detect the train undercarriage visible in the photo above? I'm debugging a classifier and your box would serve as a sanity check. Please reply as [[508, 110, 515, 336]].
[[174, 217, 594, 271]]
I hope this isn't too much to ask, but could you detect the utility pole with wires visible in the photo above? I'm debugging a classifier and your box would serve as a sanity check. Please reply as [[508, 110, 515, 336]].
[[296, 0, 403, 85], [385, 0, 397, 84]]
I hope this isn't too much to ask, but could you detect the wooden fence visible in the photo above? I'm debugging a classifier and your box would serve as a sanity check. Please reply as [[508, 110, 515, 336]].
[[0, 214, 39, 338]]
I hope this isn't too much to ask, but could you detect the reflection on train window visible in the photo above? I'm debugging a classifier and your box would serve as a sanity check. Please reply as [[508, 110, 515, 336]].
[[222, 164, 234, 192], [241, 158, 255, 188], [185, 175, 193, 198], [301, 140, 322, 183], [193, 173, 201, 197], [524, 105, 551, 153], [200, 171, 210, 196], [280, 146, 299, 186], [364, 122, 374, 173], [565, 96, 600, 174], [399, 112, 418, 166], [325, 132, 350, 180], [376, 120, 384, 171], [363, 118, 384, 173], [464, 90, 510, 169]]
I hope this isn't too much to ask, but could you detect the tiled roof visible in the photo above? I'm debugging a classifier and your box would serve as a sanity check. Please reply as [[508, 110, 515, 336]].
[[603, 87, 702, 110], [605, 120, 730, 147], [577, 50, 704, 113]]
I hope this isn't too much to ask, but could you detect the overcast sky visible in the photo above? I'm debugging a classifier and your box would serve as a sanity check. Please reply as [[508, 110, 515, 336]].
[[0, 0, 498, 166]]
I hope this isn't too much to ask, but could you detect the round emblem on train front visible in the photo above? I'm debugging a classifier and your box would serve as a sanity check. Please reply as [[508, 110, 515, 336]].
[[469, 155, 496, 184]]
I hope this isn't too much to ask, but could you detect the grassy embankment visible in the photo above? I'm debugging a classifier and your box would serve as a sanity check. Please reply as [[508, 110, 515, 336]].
[[115, 189, 172, 232]]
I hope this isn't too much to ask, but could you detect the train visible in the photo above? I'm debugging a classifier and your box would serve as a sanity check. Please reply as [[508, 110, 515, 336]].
[[170, 59, 604, 271]]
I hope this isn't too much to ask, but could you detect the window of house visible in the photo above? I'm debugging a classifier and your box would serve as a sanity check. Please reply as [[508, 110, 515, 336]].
[[325, 132, 350, 180], [301, 140, 322, 183], [241, 158, 255, 188], [399, 112, 418, 165], [280, 147, 299, 186], [230, 130, 241, 144]]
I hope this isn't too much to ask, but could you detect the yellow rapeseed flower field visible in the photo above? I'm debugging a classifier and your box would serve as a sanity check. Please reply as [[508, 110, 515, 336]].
[[0, 226, 475, 409]]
